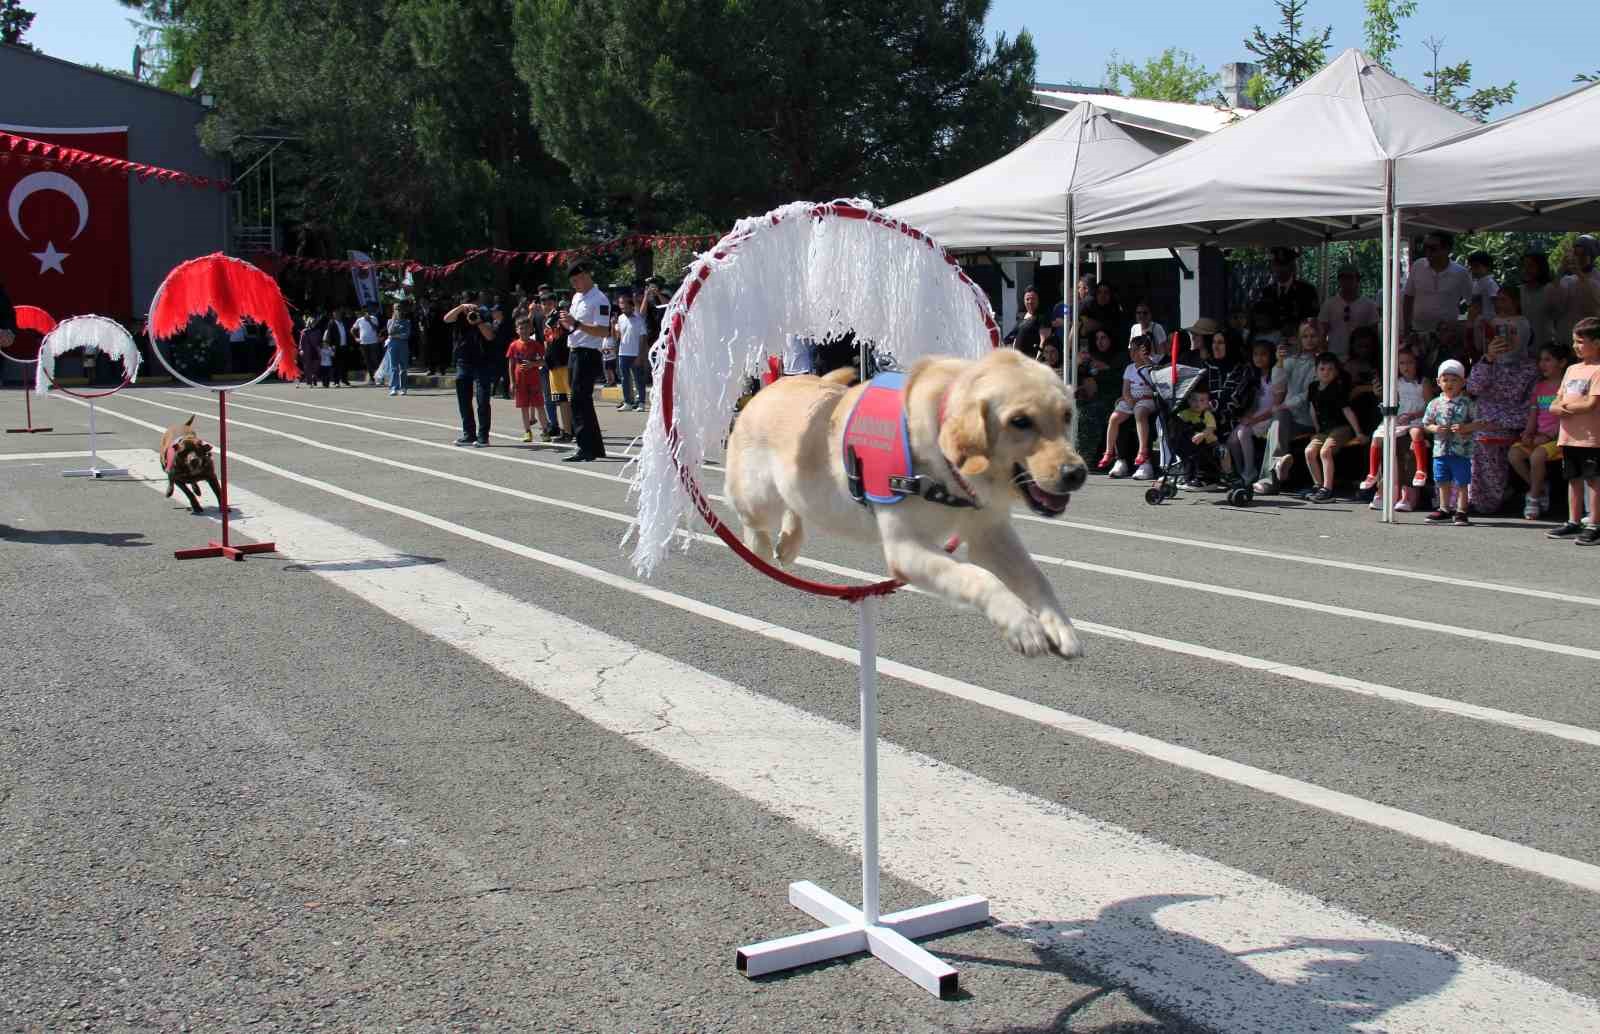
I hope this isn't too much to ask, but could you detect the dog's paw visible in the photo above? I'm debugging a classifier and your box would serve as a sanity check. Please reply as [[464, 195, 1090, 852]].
[[1038, 611, 1086, 659], [1000, 611, 1054, 657]]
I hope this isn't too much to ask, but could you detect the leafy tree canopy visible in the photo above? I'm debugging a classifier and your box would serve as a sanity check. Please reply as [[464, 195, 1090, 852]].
[[1243, 0, 1331, 103], [1, 0, 34, 47], [1361, 0, 1416, 70], [1103, 47, 1219, 103]]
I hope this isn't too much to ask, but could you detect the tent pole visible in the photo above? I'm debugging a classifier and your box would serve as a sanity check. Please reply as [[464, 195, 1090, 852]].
[[1380, 160, 1397, 526]]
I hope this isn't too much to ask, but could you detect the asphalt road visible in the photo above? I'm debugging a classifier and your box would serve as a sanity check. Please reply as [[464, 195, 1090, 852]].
[[2, 380, 1598, 1033]]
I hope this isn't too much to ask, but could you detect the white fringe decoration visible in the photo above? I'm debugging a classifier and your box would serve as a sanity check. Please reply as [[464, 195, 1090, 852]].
[[36, 315, 142, 395], [627, 199, 996, 579]]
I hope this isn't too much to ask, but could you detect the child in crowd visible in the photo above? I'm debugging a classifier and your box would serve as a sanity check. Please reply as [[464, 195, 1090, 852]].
[[1422, 359, 1484, 526], [1479, 286, 1532, 360], [1303, 351, 1365, 503], [317, 331, 335, 389], [543, 301, 575, 443], [1510, 344, 1569, 519], [507, 316, 551, 443], [1228, 341, 1276, 483], [1546, 318, 1600, 545], [1361, 348, 1429, 512], [1467, 251, 1500, 322], [1099, 334, 1157, 479], [1173, 384, 1220, 486]]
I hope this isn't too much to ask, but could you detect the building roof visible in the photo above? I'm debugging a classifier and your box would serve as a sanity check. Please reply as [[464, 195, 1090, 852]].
[[1, 43, 207, 112], [1032, 83, 1250, 141]]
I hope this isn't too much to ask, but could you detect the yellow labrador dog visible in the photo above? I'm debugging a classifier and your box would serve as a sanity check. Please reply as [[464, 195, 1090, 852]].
[[725, 349, 1087, 658]]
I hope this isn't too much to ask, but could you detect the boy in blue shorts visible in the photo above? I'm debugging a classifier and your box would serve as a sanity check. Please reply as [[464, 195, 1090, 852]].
[[1422, 359, 1485, 525]]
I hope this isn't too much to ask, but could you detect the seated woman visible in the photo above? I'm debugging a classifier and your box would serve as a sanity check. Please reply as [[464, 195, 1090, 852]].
[[1464, 326, 1536, 514], [1075, 328, 1125, 463]]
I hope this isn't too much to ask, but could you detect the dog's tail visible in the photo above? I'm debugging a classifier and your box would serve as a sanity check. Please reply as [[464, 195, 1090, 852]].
[[184, 414, 195, 427], [821, 367, 858, 387]]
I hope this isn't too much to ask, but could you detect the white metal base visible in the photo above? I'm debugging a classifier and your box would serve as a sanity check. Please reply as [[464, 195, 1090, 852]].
[[62, 466, 128, 478], [737, 881, 987, 997]]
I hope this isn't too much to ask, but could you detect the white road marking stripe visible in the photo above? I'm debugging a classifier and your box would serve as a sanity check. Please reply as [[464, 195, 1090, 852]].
[[0, 450, 94, 461], [135, 391, 1600, 666], [231, 389, 1600, 609], [74, 418, 1600, 896], [98, 395, 1600, 747], [106, 448, 1600, 1032]]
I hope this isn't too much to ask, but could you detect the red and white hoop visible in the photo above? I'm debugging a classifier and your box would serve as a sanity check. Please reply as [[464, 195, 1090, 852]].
[[629, 199, 998, 598], [628, 200, 996, 997], [34, 315, 141, 477], [144, 253, 300, 561], [3, 305, 56, 433]]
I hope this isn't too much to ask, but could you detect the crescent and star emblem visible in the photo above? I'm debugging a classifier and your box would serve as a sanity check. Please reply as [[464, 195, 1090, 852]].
[[8, 171, 91, 276]]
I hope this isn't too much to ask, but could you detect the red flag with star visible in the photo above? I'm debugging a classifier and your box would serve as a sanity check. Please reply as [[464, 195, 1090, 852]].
[[0, 128, 131, 320]]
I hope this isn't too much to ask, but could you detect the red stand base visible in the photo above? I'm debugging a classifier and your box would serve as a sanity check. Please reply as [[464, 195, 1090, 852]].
[[175, 539, 277, 562], [6, 426, 53, 433]]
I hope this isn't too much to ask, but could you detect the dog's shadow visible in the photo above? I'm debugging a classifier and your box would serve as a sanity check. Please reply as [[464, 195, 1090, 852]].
[[0, 524, 148, 548], [947, 894, 1461, 1033], [282, 553, 445, 574]]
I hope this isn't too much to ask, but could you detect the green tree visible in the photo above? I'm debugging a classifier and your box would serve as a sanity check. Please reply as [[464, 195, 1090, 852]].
[[1425, 58, 1517, 122], [1103, 47, 1219, 103], [1361, 0, 1416, 70], [1243, 0, 1332, 102], [1, 0, 35, 46], [513, 0, 1039, 239], [1576, 70, 1599, 83]]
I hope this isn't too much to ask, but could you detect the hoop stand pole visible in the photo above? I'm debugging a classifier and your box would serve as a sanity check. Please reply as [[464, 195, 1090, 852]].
[[735, 595, 988, 997], [174, 390, 276, 561], [62, 399, 126, 478], [7, 384, 52, 433]]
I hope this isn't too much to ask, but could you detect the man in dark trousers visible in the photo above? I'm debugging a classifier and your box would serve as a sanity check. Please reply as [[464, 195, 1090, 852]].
[[560, 260, 609, 462], [443, 290, 498, 447]]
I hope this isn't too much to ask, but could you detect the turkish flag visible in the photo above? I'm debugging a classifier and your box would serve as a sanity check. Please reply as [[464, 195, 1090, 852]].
[[0, 128, 131, 321]]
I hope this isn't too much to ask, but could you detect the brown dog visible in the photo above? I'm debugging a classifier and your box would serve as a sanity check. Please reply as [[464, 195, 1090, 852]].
[[725, 349, 1088, 658], [159, 416, 222, 514]]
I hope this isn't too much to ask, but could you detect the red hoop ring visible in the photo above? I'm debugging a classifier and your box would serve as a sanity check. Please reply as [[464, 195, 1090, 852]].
[[658, 202, 999, 600], [0, 305, 56, 365]]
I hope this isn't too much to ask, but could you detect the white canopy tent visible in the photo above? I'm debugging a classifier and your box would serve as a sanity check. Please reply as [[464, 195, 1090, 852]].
[[1072, 50, 1475, 249], [1073, 50, 1479, 523], [883, 101, 1161, 252], [1395, 79, 1600, 232], [884, 102, 1165, 404]]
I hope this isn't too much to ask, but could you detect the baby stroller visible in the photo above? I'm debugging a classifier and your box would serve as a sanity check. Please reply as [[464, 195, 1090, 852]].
[[1139, 363, 1254, 508]]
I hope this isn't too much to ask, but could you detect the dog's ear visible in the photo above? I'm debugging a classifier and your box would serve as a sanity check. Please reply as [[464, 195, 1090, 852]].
[[199, 442, 213, 455], [185, 415, 195, 427], [938, 392, 990, 478]]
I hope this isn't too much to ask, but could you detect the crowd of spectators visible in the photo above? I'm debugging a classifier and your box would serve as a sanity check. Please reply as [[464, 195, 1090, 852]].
[[1003, 233, 1600, 540]]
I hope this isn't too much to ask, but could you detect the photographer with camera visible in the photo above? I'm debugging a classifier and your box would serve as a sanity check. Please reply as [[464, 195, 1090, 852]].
[[444, 289, 498, 447]]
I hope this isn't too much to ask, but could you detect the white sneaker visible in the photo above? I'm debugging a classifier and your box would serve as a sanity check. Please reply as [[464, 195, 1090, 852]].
[[1369, 490, 1382, 511], [1133, 461, 1156, 480], [1108, 459, 1131, 478]]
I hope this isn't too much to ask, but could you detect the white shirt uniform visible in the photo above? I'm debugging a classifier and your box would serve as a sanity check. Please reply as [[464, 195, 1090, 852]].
[[1129, 321, 1167, 348], [569, 287, 611, 351], [353, 315, 381, 345], [1404, 259, 1471, 332], [1318, 295, 1380, 356]]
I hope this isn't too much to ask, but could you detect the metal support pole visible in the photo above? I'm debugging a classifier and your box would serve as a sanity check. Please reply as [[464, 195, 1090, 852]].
[[858, 595, 880, 926], [62, 399, 127, 478]]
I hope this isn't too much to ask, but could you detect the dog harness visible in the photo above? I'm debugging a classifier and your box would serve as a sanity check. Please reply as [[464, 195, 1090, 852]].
[[842, 371, 975, 508]]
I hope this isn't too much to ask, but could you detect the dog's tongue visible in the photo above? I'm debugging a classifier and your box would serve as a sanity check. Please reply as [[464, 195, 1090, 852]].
[[1027, 481, 1071, 513]]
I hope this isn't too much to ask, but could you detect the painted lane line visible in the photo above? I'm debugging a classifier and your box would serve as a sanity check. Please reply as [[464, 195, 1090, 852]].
[[100, 394, 1600, 748], [110, 448, 1600, 1033], [145, 390, 1600, 665], [0, 450, 94, 461], [235, 389, 1600, 609], [71, 410, 1600, 897]]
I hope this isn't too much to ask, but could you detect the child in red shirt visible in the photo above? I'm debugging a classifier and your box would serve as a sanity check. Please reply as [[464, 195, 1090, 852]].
[[507, 317, 550, 443]]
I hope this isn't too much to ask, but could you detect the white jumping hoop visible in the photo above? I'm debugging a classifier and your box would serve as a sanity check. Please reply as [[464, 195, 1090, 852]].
[[35, 315, 143, 478], [629, 200, 998, 998]]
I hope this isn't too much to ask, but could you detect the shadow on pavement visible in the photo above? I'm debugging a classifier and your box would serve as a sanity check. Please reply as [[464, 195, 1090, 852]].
[[0, 524, 148, 547], [951, 894, 1460, 1034], [281, 553, 445, 574]]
